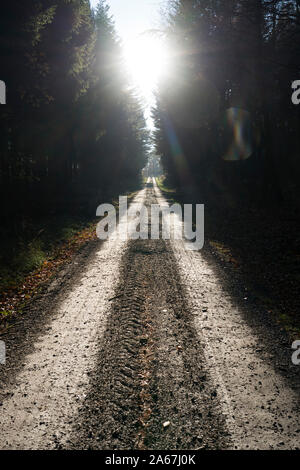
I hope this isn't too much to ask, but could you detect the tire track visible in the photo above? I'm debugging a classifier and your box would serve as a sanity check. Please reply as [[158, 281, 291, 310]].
[[0, 189, 147, 450], [70, 187, 230, 450], [153, 178, 300, 449]]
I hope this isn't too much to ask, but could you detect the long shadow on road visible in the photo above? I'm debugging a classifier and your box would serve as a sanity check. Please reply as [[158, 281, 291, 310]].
[[70, 217, 230, 450]]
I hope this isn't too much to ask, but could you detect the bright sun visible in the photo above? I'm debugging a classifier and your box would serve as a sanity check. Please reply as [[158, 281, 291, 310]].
[[124, 36, 168, 99]]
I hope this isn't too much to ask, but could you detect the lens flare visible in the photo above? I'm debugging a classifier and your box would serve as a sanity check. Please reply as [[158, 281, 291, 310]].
[[222, 108, 254, 161], [162, 115, 192, 185]]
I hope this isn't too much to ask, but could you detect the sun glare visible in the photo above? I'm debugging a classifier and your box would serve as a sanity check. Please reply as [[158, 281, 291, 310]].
[[124, 36, 168, 100]]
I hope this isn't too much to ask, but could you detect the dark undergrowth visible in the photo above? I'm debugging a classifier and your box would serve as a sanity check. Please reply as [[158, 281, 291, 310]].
[[0, 215, 90, 293], [0, 185, 141, 328]]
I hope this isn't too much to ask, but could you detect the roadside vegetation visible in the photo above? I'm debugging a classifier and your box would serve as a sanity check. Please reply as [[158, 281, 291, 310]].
[[0, 187, 139, 332]]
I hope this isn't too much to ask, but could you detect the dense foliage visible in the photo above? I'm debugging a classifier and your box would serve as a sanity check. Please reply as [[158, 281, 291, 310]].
[[154, 0, 300, 206], [0, 0, 148, 231]]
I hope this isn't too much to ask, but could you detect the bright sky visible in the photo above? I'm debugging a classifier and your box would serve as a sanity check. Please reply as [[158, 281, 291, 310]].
[[90, 0, 167, 129], [91, 0, 162, 41]]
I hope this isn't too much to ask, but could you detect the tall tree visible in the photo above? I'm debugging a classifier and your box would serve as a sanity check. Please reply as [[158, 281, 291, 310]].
[[154, 0, 300, 203]]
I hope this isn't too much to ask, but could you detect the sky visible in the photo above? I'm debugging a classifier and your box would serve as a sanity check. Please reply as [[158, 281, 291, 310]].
[[90, 0, 162, 41], [90, 0, 166, 129], [90, 0, 163, 43]]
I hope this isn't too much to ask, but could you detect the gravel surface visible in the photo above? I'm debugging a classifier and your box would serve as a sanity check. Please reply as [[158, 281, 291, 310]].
[[0, 180, 299, 449]]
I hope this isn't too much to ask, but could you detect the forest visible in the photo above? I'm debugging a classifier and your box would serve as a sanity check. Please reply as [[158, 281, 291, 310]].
[[154, 0, 300, 205], [0, 0, 150, 297], [153, 0, 300, 336], [0, 0, 148, 230], [0, 1, 299, 316], [0, 0, 300, 452]]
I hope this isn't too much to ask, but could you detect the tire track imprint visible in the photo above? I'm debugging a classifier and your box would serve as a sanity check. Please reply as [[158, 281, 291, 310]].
[[70, 187, 230, 449]]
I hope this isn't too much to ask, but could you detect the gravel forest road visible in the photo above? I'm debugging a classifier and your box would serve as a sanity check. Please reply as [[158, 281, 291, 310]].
[[0, 178, 300, 450]]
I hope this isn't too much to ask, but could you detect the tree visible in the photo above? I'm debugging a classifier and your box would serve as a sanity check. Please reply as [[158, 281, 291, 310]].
[[154, 0, 300, 204], [0, 0, 149, 231]]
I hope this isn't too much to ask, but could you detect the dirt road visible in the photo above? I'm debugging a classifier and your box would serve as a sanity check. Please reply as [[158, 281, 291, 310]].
[[0, 179, 299, 449]]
